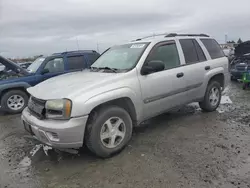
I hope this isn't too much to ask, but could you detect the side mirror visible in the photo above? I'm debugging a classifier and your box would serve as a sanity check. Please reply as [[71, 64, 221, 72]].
[[41, 68, 49, 75], [141, 60, 165, 75]]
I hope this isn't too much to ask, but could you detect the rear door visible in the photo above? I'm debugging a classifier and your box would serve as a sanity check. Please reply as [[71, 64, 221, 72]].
[[178, 39, 207, 101], [65, 55, 87, 73]]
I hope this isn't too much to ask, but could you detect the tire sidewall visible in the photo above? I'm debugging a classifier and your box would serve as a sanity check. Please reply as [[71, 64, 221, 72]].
[[204, 82, 221, 111], [87, 106, 133, 157], [1, 90, 28, 114]]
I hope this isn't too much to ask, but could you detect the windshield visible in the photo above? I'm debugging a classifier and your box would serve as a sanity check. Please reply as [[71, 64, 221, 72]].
[[27, 57, 45, 73], [91, 43, 149, 71]]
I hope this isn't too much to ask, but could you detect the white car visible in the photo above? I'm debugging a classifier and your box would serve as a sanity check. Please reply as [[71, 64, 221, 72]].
[[22, 33, 229, 158]]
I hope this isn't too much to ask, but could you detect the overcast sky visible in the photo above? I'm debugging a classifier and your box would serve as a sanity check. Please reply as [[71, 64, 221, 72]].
[[0, 0, 250, 57]]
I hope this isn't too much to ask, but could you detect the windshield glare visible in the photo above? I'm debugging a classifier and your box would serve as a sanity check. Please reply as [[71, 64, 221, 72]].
[[27, 57, 45, 73], [91, 43, 148, 70]]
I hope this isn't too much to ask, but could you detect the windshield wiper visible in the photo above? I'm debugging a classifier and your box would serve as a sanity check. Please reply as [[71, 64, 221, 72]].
[[91, 67, 118, 73]]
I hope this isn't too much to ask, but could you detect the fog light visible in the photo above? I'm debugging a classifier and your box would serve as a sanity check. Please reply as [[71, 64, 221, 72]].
[[46, 132, 59, 142]]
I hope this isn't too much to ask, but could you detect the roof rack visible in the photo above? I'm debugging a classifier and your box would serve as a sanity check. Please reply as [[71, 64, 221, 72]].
[[165, 33, 209, 37], [132, 33, 209, 42], [132, 33, 168, 42], [52, 50, 97, 55]]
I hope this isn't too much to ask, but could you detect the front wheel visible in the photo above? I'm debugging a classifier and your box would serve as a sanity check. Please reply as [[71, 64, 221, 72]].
[[1, 90, 29, 114], [85, 106, 133, 158], [199, 81, 222, 112]]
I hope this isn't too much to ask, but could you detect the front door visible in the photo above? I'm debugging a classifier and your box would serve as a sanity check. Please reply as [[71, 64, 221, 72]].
[[138, 40, 189, 119], [36, 57, 65, 83]]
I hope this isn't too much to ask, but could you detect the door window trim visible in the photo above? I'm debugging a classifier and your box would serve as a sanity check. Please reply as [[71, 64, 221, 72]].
[[179, 39, 207, 65], [41, 57, 65, 74]]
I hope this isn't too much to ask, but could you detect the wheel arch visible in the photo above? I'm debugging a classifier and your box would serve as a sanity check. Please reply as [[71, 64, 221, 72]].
[[208, 73, 225, 88], [88, 97, 138, 126], [0, 82, 30, 100]]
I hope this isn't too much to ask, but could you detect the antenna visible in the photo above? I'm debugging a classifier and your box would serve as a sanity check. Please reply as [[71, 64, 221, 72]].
[[225, 34, 228, 44], [96, 42, 100, 53], [76, 37, 80, 51]]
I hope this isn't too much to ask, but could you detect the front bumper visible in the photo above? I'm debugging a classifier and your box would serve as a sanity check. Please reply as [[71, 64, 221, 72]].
[[21, 107, 88, 149]]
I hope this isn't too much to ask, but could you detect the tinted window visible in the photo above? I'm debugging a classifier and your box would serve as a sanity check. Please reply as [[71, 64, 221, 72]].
[[44, 58, 64, 73], [201, 39, 224, 59], [147, 42, 180, 70], [87, 53, 100, 66], [180, 39, 199, 64], [67, 56, 86, 70], [193, 40, 206, 62]]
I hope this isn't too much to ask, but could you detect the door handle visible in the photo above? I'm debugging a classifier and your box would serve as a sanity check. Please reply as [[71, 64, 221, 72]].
[[176, 72, 184, 78], [205, 66, 211, 70]]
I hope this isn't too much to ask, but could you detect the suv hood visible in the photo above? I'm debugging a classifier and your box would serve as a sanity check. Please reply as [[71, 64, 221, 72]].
[[0, 55, 29, 75], [235, 41, 250, 57], [28, 70, 121, 100]]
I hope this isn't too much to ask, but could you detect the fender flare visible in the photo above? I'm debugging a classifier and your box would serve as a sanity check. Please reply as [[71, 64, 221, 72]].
[[72, 87, 143, 121], [0, 82, 31, 96]]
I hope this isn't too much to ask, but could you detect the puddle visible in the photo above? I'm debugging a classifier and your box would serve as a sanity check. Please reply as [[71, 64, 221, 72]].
[[221, 96, 233, 104], [19, 156, 31, 168], [19, 144, 44, 169]]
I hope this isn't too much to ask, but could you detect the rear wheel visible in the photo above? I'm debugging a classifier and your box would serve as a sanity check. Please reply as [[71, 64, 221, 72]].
[[230, 76, 236, 81], [1, 90, 28, 114], [85, 106, 133, 158], [199, 81, 221, 112], [243, 83, 247, 90]]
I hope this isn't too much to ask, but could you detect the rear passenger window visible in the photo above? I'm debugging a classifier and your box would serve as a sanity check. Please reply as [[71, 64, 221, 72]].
[[147, 42, 180, 70], [193, 40, 206, 62], [180, 39, 207, 64], [67, 56, 86, 70], [201, 39, 225, 59], [180, 39, 198, 64]]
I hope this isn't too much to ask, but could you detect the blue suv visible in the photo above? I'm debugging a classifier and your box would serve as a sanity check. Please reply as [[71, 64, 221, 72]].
[[0, 50, 100, 114]]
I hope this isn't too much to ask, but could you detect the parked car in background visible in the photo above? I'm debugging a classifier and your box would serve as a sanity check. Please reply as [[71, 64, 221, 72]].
[[230, 41, 250, 80], [20, 62, 32, 69], [0, 50, 100, 113], [0, 64, 4, 72], [22, 33, 229, 158]]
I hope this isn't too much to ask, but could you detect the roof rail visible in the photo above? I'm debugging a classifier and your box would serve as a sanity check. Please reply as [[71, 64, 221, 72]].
[[132, 33, 209, 41], [165, 33, 209, 37], [132, 33, 168, 42], [52, 50, 97, 55]]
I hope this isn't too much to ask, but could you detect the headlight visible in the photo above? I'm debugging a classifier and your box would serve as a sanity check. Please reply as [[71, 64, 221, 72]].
[[45, 99, 72, 120]]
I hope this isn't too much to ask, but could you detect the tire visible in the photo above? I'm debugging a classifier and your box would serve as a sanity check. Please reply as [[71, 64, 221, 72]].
[[243, 83, 247, 90], [230, 76, 236, 81], [85, 106, 133, 158], [199, 81, 222, 112], [1, 90, 29, 114]]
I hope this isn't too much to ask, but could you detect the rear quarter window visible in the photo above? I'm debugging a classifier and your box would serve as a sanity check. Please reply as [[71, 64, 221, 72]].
[[200, 39, 225, 59]]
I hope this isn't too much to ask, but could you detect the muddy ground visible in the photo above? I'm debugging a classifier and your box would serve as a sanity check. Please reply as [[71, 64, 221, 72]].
[[0, 82, 250, 188]]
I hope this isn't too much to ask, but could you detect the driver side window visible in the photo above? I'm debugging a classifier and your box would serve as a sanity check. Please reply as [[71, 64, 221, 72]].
[[44, 58, 64, 73], [147, 42, 180, 70]]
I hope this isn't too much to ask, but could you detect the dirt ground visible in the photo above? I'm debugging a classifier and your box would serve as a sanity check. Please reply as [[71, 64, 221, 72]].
[[0, 82, 250, 188]]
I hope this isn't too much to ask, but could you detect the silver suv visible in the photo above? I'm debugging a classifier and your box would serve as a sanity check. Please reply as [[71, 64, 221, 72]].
[[22, 33, 229, 158]]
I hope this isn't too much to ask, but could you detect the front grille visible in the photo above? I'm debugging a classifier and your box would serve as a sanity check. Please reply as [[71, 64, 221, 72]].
[[28, 96, 46, 119]]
